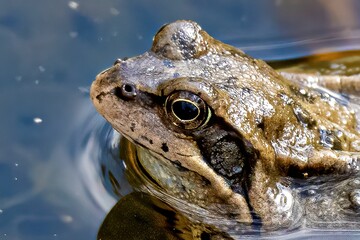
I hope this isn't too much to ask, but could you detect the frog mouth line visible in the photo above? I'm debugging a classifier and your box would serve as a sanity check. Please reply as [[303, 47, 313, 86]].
[[117, 129, 176, 164], [120, 129, 261, 220]]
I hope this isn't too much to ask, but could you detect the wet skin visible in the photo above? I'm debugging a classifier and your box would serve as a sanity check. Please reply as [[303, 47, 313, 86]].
[[91, 20, 360, 230]]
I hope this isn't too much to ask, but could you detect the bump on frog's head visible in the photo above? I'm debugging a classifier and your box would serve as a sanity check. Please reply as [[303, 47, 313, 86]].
[[151, 20, 209, 60]]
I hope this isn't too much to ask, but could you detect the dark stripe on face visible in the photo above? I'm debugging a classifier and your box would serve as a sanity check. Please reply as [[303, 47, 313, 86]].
[[192, 119, 261, 225], [192, 118, 257, 193]]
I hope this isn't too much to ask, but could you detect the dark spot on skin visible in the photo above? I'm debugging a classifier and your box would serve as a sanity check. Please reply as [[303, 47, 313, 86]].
[[257, 121, 265, 131], [241, 87, 251, 94], [112, 86, 122, 99], [95, 92, 107, 103], [200, 232, 211, 240], [226, 77, 238, 85], [161, 143, 169, 152], [140, 135, 153, 145], [130, 123, 136, 132], [173, 72, 180, 78]]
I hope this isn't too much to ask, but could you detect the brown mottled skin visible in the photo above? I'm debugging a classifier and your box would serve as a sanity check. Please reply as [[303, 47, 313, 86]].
[[91, 20, 360, 230]]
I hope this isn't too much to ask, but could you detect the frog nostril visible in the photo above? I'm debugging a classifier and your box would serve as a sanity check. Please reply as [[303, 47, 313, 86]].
[[123, 84, 135, 93], [113, 83, 137, 100]]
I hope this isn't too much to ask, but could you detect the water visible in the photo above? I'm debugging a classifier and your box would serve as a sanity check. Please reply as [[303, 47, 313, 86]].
[[1, 0, 360, 239]]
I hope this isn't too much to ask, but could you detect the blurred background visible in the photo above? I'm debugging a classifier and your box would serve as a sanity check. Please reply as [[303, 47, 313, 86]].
[[0, 0, 360, 239]]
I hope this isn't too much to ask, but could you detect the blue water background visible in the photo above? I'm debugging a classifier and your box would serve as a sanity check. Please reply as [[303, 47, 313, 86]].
[[1, 0, 360, 239]]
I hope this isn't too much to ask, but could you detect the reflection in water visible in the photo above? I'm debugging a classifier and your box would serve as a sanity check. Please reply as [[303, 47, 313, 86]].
[[98, 192, 197, 240]]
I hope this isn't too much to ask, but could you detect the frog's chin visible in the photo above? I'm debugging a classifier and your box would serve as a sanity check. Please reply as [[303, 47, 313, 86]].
[[124, 135, 180, 188]]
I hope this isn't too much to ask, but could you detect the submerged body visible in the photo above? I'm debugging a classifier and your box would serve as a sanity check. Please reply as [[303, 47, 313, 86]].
[[91, 20, 360, 233]]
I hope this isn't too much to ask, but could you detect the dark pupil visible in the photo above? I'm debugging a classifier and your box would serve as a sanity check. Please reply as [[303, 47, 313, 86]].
[[172, 101, 199, 121]]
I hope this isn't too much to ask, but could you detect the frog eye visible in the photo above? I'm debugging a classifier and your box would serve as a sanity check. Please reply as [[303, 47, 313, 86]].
[[165, 91, 211, 130]]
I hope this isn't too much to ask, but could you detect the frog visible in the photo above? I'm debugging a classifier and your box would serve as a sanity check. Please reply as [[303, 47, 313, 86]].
[[90, 20, 360, 232]]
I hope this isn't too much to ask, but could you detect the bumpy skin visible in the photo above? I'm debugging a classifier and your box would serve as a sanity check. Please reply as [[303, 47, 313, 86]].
[[91, 20, 360, 229]]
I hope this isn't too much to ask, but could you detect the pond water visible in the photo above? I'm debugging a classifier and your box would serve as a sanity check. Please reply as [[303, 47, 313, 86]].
[[1, 0, 360, 239]]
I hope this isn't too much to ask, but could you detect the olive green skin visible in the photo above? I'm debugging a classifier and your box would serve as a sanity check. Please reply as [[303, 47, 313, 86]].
[[91, 20, 360, 230]]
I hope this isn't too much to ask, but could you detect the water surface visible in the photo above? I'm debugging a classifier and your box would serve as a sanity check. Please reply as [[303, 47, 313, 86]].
[[1, 0, 360, 239]]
